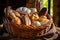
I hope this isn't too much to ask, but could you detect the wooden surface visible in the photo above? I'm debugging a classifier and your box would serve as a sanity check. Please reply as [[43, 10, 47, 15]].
[[0, 30, 60, 40], [0, 24, 60, 40]]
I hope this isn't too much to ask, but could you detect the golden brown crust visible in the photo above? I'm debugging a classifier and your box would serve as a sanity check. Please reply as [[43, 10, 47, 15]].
[[12, 17, 21, 25], [39, 16, 47, 21], [30, 13, 39, 22], [13, 10, 20, 17]]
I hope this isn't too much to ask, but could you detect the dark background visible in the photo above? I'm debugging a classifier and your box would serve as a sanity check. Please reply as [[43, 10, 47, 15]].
[[0, 0, 26, 24]]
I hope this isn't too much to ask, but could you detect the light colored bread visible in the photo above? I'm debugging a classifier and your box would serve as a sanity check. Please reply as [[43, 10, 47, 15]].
[[33, 21, 41, 26], [16, 7, 31, 14], [30, 8, 37, 13], [24, 15, 31, 26], [4, 7, 16, 19], [5, 6, 16, 19]]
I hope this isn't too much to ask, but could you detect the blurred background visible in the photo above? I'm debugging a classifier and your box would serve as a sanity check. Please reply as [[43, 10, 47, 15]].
[[43, 0, 53, 15], [0, 0, 60, 39]]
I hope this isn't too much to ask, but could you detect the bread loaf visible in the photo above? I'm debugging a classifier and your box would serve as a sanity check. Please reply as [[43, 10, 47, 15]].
[[24, 15, 31, 26], [12, 17, 21, 25], [16, 7, 31, 14], [39, 16, 47, 21], [13, 10, 20, 17], [6, 6, 16, 19], [31, 13, 39, 22], [30, 8, 37, 13], [33, 21, 41, 26]]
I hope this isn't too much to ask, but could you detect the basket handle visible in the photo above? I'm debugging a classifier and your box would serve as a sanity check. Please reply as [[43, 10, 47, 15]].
[[35, 0, 41, 12]]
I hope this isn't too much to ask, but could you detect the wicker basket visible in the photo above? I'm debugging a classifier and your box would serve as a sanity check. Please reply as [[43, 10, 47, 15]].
[[3, 14, 53, 38]]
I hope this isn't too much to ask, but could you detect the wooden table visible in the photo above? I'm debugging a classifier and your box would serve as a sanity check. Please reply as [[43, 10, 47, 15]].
[[0, 24, 60, 40]]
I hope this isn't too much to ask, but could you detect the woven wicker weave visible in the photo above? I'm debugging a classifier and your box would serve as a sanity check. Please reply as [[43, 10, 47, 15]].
[[3, 14, 53, 38]]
